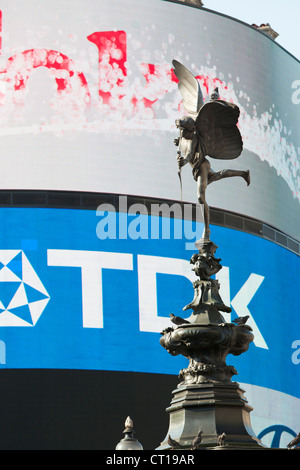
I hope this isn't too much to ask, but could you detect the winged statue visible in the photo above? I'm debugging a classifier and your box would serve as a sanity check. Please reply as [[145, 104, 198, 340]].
[[173, 60, 250, 242]]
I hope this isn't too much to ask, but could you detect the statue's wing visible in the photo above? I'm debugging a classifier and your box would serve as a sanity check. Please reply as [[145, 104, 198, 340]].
[[195, 100, 243, 160], [172, 60, 204, 118]]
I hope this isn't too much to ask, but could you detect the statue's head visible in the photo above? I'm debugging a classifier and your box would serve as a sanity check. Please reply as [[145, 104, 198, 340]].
[[175, 116, 195, 132]]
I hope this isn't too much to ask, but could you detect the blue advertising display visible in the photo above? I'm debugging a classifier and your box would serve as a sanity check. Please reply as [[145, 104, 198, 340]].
[[0, 206, 298, 446], [0, 207, 297, 387]]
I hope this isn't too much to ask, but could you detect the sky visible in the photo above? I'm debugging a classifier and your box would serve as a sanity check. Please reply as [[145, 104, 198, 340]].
[[203, 0, 300, 60]]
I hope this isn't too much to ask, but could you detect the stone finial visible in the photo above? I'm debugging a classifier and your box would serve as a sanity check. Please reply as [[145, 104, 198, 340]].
[[252, 23, 279, 40]]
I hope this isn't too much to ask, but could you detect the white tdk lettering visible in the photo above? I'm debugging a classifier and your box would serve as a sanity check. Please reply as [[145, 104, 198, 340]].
[[47, 250, 133, 328], [47, 251, 267, 349]]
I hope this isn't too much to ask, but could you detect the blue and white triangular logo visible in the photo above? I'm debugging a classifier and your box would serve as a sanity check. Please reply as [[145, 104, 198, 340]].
[[0, 250, 50, 327]]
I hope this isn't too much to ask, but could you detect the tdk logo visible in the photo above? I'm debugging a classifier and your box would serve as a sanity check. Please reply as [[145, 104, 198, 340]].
[[0, 250, 50, 327], [0, 249, 267, 350]]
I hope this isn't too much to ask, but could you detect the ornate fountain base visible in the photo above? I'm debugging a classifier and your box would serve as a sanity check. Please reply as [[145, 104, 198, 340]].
[[157, 240, 265, 450], [157, 381, 263, 450], [157, 323, 264, 449]]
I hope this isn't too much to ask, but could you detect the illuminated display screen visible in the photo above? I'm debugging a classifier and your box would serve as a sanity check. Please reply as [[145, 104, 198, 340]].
[[0, 206, 298, 446], [0, 0, 298, 240], [0, 0, 298, 449]]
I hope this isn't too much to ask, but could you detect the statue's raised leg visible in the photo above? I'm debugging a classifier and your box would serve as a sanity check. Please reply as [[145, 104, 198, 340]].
[[208, 169, 250, 186]]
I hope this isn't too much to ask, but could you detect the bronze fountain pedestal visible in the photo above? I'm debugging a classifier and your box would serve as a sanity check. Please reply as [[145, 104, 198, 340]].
[[157, 240, 264, 450]]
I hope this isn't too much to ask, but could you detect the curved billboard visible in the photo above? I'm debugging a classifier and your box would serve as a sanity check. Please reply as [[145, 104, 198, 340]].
[[0, 0, 298, 239], [0, 0, 298, 450]]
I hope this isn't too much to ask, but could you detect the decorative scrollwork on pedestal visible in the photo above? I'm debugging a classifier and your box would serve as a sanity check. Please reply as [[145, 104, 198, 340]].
[[179, 362, 238, 385]]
